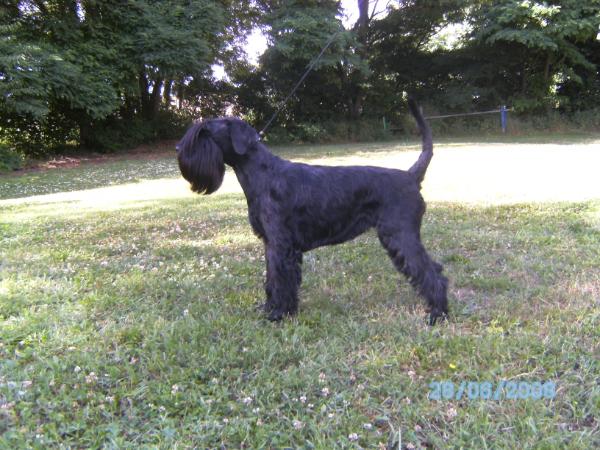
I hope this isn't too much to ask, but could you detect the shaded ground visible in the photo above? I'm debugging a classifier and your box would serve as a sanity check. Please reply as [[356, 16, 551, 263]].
[[7, 141, 178, 175]]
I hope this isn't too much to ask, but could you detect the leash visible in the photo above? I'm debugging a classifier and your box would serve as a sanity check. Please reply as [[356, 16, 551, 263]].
[[259, 31, 340, 137]]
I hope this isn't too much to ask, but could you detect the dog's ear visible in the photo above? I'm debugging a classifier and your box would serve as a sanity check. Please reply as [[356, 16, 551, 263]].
[[230, 120, 258, 155], [177, 123, 225, 195]]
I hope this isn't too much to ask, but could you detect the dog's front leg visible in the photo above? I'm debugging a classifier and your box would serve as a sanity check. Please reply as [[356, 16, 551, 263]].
[[264, 242, 302, 321]]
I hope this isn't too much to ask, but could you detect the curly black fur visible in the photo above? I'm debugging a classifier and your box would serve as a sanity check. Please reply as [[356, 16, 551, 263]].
[[176, 101, 449, 325], [176, 126, 225, 194]]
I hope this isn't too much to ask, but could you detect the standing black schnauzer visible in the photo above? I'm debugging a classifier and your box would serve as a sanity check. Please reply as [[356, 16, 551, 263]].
[[176, 100, 449, 325]]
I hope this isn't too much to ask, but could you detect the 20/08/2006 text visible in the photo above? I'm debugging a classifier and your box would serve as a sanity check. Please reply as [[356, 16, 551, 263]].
[[428, 380, 556, 401]]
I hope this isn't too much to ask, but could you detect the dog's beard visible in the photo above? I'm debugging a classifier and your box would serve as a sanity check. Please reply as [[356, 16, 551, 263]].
[[177, 134, 225, 195]]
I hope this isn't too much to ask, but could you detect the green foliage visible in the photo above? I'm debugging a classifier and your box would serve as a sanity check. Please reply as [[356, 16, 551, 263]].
[[507, 108, 600, 134], [0, 0, 240, 155], [0, 5, 119, 120], [0, 108, 80, 156], [88, 110, 192, 153], [0, 141, 23, 171], [2, 0, 600, 152], [466, 0, 600, 111], [131, 0, 223, 77], [570, 107, 600, 130], [236, 0, 368, 130], [266, 0, 359, 70], [265, 118, 392, 144]]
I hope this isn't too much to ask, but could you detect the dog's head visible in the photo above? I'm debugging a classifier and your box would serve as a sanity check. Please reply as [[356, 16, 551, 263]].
[[176, 118, 259, 194]]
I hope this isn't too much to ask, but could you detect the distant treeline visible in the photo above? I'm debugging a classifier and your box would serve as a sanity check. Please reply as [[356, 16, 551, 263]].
[[1, 1, 599, 157]]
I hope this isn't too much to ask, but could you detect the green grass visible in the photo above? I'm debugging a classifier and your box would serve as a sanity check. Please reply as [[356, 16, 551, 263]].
[[1, 138, 599, 448]]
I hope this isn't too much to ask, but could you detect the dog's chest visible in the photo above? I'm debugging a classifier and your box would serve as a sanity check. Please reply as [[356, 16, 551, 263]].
[[245, 200, 264, 238]]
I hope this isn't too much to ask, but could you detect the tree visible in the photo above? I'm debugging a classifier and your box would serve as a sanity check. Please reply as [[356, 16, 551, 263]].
[[363, 0, 600, 114], [468, 0, 600, 110], [367, 0, 469, 112], [0, 0, 250, 153], [234, 0, 370, 139], [2, 0, 599, 154]]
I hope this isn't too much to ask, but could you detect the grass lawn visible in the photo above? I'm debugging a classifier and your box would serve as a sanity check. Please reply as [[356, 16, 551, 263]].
[[1, 137, 599, 448]]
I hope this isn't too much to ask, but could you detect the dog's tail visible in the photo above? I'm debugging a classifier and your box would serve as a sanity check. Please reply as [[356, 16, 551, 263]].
[[407, 98, 433, 185]]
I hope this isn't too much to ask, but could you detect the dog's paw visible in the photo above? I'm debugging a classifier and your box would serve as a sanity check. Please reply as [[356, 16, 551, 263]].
[[266, 307, 297, 322], [267, 309, 286, 322], [428, 309, 448, 326]]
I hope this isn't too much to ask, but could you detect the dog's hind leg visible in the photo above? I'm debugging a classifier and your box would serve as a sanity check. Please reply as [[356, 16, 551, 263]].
[[378, 226, 448, 325], [264, 242, 302, 321]]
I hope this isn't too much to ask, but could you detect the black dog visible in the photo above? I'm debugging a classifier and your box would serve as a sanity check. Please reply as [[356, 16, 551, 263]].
[[176, 100, 448, 324]]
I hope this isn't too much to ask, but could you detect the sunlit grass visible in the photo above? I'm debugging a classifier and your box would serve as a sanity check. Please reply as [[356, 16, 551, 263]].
[[1, 138, 599, 448], [3, 138, 600, 206]]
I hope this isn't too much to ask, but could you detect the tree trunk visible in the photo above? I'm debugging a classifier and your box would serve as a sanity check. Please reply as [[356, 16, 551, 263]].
[[78, 115, 96, 149], [163, 79, 173, 106], [350, 95, 363, 120], [521, 66, 527, 95], [139, 74, 163, 120], [120, 93, 136, 121], [346, 0, 370, 121], [544, 55, 552, 85], [356, 0, 369, 32], [148, 78, 163, 120], [139, 72, 150, 116]]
